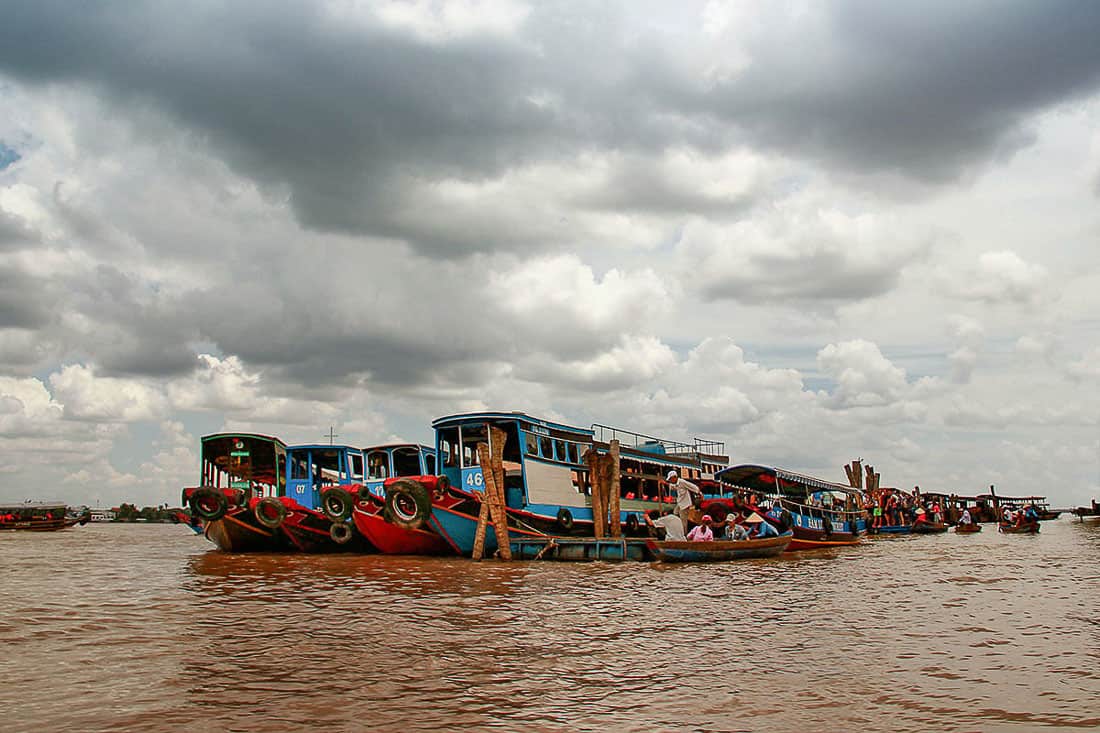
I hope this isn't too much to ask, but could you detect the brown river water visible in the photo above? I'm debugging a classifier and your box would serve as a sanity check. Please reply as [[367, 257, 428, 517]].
[[2, 520, 1098, 732]]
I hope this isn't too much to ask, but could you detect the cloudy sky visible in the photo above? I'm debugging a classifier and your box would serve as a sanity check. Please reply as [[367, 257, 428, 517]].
[[1, 0, 1098, 509]]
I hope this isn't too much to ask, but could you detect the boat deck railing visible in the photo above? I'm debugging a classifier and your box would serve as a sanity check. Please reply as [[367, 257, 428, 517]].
[[591, 423, 725, 457], [779, 498, 866, 522]]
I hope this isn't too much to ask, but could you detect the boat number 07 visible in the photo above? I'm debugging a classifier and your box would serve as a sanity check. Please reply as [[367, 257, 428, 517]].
[[465, 472, 484, 488]]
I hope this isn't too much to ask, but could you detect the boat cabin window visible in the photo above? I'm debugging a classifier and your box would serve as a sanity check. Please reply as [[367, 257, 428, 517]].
[[524, 432, 538, 456], [424, 453, 436, 475], [539, 436, 552, 459], [438, 428, 459, 468], [367, 450, 389, 480], [290, 454, 309, 480], [461, 423, 487, 468], [348, 452, 363, 481], [552, 439, 565, 462], [393, 446, 422, 476], [315, 449, 342, 485], [566, 442, 579, 464]]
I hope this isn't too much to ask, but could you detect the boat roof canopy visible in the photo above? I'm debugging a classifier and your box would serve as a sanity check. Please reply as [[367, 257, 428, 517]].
[[363, 442, 435, 453], [286, 444, 360, 453], [201, 432, 287, 449], [716, 464, 860, 494], [432, 411, 594, 437]]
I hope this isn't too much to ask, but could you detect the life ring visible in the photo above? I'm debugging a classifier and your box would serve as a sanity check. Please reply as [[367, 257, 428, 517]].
[[254, 497, 287, 529], [625, 513, 640, 533], [190, 487, 228, 522], [556, 507, 574, 531], [330, 521, 353, 545], [321, 489, 354, 522], [384, 479, 432, 530]]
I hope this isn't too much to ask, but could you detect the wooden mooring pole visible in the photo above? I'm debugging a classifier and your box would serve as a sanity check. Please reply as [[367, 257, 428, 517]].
[[471, 426, 512, 561]]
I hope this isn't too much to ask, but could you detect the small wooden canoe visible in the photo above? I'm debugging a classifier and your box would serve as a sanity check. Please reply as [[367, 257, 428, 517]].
[[954, 523, 982, 534], [646, 531, 792, 562], [911, 520, 948, 534], [999, 521, 1040, 534]]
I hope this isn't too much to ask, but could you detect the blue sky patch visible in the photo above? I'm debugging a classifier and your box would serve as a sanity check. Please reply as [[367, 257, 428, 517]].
[[0, 142, 20, 170]]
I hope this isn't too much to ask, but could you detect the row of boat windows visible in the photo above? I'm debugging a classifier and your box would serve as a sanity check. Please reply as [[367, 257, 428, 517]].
[[209, 448, 432, 487]]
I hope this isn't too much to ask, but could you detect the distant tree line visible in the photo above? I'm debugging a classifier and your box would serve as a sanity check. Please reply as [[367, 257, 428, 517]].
[[112, 504, 189, 523]]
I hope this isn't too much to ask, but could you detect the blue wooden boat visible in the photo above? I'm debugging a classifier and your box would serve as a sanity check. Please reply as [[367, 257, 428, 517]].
[[510, 537, 651, 561], [427, 502, 546, 557], [431, 411, 729, 538], [875, 524, 911, 534], [646, 531, 793, 562]]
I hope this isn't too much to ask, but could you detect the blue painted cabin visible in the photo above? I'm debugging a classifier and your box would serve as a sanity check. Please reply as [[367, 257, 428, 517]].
[[285, 444, 365, 511], [432, 411, 729, 532], [361, 443, 438, 499]]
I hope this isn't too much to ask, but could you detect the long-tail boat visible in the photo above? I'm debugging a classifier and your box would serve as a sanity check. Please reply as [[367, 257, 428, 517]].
[[647, 531, 793, 562], [715, 465, 865, 550], [0, 502, 88, 531]]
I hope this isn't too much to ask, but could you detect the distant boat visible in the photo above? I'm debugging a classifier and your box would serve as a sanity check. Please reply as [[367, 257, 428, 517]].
[[0, 502, 87, 532], [954, 523, 982, 534]]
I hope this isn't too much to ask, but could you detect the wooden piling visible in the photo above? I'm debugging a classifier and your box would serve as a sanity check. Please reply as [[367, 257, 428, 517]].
[[608, 440, 621, 538], [584, 449, 605, 539], [470, 429, 512, 561]]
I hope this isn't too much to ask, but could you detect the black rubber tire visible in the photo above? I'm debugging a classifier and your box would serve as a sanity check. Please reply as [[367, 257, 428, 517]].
[[322, 489, 354, 522], [254, 497, 287, 529], [384, 479, 432, 530], [625, 513, 640, 533], [357, 485, 374, 502], [190, 487, 228, 522], [330, 521, 353, 545], [557, 507, 574, 531], [436, 474, 450, 491]]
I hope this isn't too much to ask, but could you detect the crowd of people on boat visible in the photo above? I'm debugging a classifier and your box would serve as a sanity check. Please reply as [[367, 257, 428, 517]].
[[642, 469, 790, 542]]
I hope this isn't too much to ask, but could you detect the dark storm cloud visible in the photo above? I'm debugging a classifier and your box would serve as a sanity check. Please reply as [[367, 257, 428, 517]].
[[0, 267, 52, 329], [704, 1, 1100, 181], [2, 0, 1100, 253]]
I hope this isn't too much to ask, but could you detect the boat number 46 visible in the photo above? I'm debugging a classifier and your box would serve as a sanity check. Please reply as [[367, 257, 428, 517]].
[[465, 472, 484, 487]]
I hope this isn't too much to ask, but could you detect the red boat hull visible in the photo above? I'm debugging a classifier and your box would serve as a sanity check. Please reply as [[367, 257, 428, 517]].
[[203, 509, 284, 552], [351, 505, 453, 555]]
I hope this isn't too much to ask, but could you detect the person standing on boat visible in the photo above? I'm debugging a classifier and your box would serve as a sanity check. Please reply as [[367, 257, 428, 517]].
[[686, 514, 714, 542], [644, 510, 686, 541], [665, 469, 702, 528]]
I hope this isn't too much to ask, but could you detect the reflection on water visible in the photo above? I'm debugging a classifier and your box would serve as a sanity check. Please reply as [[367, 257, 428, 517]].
[[2, 521, 1099, 732]]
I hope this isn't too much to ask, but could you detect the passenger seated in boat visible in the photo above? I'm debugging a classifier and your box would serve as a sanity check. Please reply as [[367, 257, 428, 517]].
[[1002, 507, 1015, 524], [747, 514, 780, 538], [1023, 505, 1038, 523], [686, 515, 714, 542], [644, 510, 686, 541], [724, 514, 749, 541], [959, 508, 973, 526]]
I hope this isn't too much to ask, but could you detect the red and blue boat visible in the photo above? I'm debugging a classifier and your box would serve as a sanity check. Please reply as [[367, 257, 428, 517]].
[[350, 443, 454, 555], [715, 464, 866, 551]]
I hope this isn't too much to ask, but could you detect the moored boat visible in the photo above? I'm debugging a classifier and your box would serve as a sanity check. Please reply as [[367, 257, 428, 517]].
[[954, 523, 982, 533], [999, 521, 1040, 534], [874, 524, 911, 535], [715, 465, 865, 550], [430, 412, 728, 539], [0, 502, 87, 531], [350, 444, 456, 555], [647, 531, 793, 562]]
